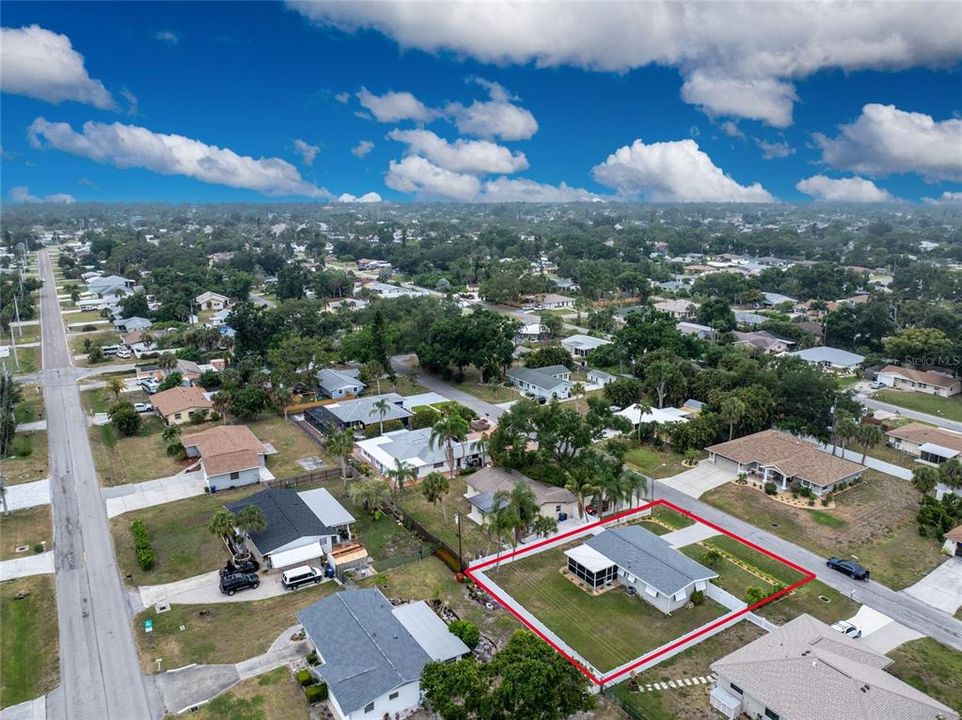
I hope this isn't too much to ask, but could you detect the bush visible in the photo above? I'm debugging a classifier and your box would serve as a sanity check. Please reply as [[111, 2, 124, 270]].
[[363, 419, 404, 438], [32, 543, 44, 554], [81, 324, 97, 332], [304, 683, 328, 703], [448, 620, 481, 649], [821, 498, 830, 507], [689, 589, 705, 606], [295, 668, 316, 687], [411, 407, 439, 430], [130, 519, 155, 571], [764, 482, 778, 495], [188, 409, 208, 425], [108, 401, 142, 437], [306, 651, 319, 665]]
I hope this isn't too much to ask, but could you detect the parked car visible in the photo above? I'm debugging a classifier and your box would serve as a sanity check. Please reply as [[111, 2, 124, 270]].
[[831, 620, 862, 638], [219, 572, 259, 596], [869, 380, 885, 389], [282, 565, 324, 590], [116, 347, 132, 359], [133, 403, 152, 413], [827, 557, 870, 581], [139, 379, 160, 394], [219, 558, 260, 576]]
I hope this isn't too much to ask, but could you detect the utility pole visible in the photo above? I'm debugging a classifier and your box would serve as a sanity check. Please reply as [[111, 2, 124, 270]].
[[455, 512, 464, 573], [13, 294, 22, 338]]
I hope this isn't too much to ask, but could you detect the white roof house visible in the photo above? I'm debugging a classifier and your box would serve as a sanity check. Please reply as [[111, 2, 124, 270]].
[[355, 427, 480, 480], [788, 346, 865, 371], [615, 405, 690, 427], [561, 334, 612, 358]]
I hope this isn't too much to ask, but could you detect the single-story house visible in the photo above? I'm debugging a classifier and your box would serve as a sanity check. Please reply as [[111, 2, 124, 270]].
[[943, 525, 962, 557], [733, 310, 768, 326], [681, 398, 705, 416], [514, 322, 549, 345], [506, 365, 572, 400], [355, 427, 482, 481], [758, 291, 798, 308], [464, 466, 578, 525], [317, 368, 367, 399], [195, 291, 231, 311], [306, 393, 412, 434], [615, 404, 690, 428], [88, 274, 135, 296], [149, 385, 213, 425], [677, 321, 717, 340], [587, 368, 616, 386], [884, 422, 962, 465], [227, 486, 357, 570], [182, 424, 272, 489], [707, 429, 864, 496], [733, 331, 795, 355], [325, 297, 369, 313], [788, 346, 866, 372], [654, 299, 699, 319], [564, 525, 717, 613], [113, 316, 151, 334], [710, 614, 959, 720], [561, 334, 612, 359], [875, 366, 961, 398], [297, 589, 470, 720], [533, 293, 574, 310]]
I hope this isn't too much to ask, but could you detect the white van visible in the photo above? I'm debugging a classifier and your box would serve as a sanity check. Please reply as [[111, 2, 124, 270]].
[[281, 565, 323, 590]]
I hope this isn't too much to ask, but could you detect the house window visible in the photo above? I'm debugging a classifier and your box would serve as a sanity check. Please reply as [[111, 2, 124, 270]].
[[730, 683, 743, 695], [764, 710, 779, 720], [174, 413, 182, 420], [229, 471, 240, 480], [364, 702, 375, 713], [389, 692, 399, 700]]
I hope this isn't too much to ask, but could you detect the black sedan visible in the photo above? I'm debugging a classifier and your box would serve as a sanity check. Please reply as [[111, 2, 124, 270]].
[[219, 572, 260, 596], [827, 557, 870, 581]]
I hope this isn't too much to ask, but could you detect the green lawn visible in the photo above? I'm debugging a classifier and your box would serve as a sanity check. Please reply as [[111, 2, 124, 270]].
[[8, 346, 39, 375], [13, 385, 44, 424], [682, 544, 775, 602], [887, 637, 962, 714], [5, 325, 41, 345], [61, 310, 105, 324], [873, 389, 962, 423], [846, 440, 919, 470], [2, 431, 49, 484], [624, 444, 696, 479], [134, 583, 335, 672], [494, 544, 728, 673], [702, 535, 808, 587], [438, 366, 520, 404], [0, 576, 59, 708], [89, 416, 181, 486], [80, 387, 149, 415], [193, 667, 308, 720], [757, 579, 860, 626], [1, 505, 52, 561], [398, 475, 493, 561], [244, 415, 332, 480], [703, 471, 945, 590], [69, 330, 121, 356]]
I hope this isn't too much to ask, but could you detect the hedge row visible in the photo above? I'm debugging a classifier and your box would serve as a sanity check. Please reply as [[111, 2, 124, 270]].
[[130, 519, 155, 571]]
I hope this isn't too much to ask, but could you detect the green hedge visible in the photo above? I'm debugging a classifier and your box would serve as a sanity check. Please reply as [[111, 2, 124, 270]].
[[130, 518, 155, 571], [305, 683, 328, 703], [295, 668, 316, 687]]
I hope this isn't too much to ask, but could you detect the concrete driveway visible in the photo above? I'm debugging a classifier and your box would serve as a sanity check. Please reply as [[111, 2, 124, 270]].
[[904, 558, 962, 614], [658, 462, 735, 498], [844, 606, 923, 655], [138, 570, 331, 609], [663, 523, 719, 548], [103, 470, 205, 518], [0, 551, 55, 581], [4, 477, 51, 511]]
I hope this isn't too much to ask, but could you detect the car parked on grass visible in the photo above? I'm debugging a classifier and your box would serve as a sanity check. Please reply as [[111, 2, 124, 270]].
[[281, 565, 324, 590], [219, 571, 260, 596], [827, 557, 870, 581], [831, 620, 862, 638]]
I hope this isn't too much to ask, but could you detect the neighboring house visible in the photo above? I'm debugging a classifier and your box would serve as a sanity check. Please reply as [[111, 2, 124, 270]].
[[208, 308, 231, 327], [306, 393, 411, 434], [325, 297, 369, 313], [677, 321, 717, 340], [884, 422, 962, 465], [788, 346, 865, 372], [317, 368, 367, 399], [195, 291, 231, 311], [297, 588, 469, 720], [710, 614, 959, 720], [506, 365, 573, 400], [364, 282, 422, 298], [514, 322, 548, 345], [758, 291, 798, 308], [561, 334, 612, 359], [464, 466, 578, 525], [615, 404, 690, 428], [875, 365, 961, 398], [182, 424, 271, 489], [88, 274, 135, 296], [113, 316, 151, 334], [732, 331, 795, 355], [733, 310, 768, 326], [654, 299, 698, 319], [226, 486, 357, 570], [681, 398, 705, 416], [587, 368, 616, 386], [355, 427, 482, 481], [943, 525, 962, 557], [533, 293, 575, 310], [707, 429, 864, 496], [564, 525, 717, 613], [149, 385, 213, 425]]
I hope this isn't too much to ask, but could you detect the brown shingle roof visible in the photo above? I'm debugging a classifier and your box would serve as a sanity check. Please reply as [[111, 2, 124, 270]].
[[877, 366, 960, 389], [945, 525, 962, 543], [466, 466, 576, 506], [707, 429, 863, 487], [885, 422, 962, 453], [182, 425, 265, 476], [149, 386, 212, 418]]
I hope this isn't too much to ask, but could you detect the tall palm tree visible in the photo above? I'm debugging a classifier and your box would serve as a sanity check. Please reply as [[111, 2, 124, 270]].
[[370, 398, 390, 435], [429, 410, 470, 479], [236, 505, 267, 536], [363, 360, 384, 394], [632, 399, 652, 443], [212, 392, 230, 424], [720, 396, 746, 441], [141, 331, 155, 348], [487, 495, 515, 569], [323, 429, 356, 488], [421, 471, 451, 521], [472, 432, 489, 467], [563, 462, 598, 521], [621, 470, 649, 508], [505, 483, 539, 545], [348, 476, 391, 515], [386, 459, 416, 507], [834, 414, 859, 456], [856, 424, 883, 464], [106, 376, 126, 402], [207, 509, 236, 541]]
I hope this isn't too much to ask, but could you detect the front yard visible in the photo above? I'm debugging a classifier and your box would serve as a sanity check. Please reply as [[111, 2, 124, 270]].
[[624, 444, 698, 479], [0, 575, 59, 709], [757, 579, 860, 626], [436, 366, 520, 404], [2, 431, 48, 484], [887, 637, 962, 714], [873, 389, 962, 423], [133, 583, 334, 672], [8, 346, 39, 375], [702, 470, 944, 589], [14, 384, 44, 424], [193, 666, 308, 720], [89, 416, 180, 486], [1, 505, 52, 561], [493, 543, 729, 673]]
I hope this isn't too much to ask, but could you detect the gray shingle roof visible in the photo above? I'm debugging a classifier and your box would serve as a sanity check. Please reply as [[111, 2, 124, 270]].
[[297, 589, 432, 715], [507, 366, 570, 392], [586, 525, 716, 596], [316, 368, 366, 394], [226, 488, 333, 555], [314, 393, 412, 425], [788, 346, 866, 368]]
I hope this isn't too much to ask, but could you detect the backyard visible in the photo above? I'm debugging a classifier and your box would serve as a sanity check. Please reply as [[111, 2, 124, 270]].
[[89, 416, 180, 486], [245, 415, 332, 480], [2, 431, 48, 484], [702, 470, 945, 589], [0, 576, 59, 709], [133, 583, 334, 671], [873, 389, 962, 423], [398, 474, 493, 561], [1, 505, 52, 561], [887, 637, 962, 714], [493, 543, 729, 673], [192, 667, 308, 720]]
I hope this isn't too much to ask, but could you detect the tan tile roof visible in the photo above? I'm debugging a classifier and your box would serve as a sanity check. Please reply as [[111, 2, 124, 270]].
[[707, 429, 863, 487], [149, 386, 212, 418], [885, 422, 962, 453], [878, 366, 960, 389], [945, 525, 962, 543], [182, 425, 265, 476]]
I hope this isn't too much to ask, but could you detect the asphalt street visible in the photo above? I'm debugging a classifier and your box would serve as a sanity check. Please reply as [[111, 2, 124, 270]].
[[37, 250, 160, 720]]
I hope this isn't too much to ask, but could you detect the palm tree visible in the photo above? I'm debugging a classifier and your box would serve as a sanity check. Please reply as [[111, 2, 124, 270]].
[[212, 392, 231, 424], [912, 465, 940, 496], [505, 483, 539, 545], [563, 462, 598, 521], [940, 458, 962, 491], [163, 424, 183, 457], [632, 400, 652, 443], [348, 476, 391, 515], [833, 414, 859, 456], [472, 432, 489, 467], [158, 352, 178, 372], [487, 496, 515, 569], [620, 469, 648, 508], [141, 331, 155, 349], [719, 396, 746, 441], [421, 471, 451, 521], [429, 410, 470, 479], [207, 508, 237, 541], [236, 505, 267, 536], [106, 376, 126, 402], [531, 515, 558, 538], [323, 429, 356, 489], [570, 382, 586, 402], [386, 459, 416, 507], [370, 398, 390, 435], [856, 424, 883, 464], [363, 360, 384, 394]]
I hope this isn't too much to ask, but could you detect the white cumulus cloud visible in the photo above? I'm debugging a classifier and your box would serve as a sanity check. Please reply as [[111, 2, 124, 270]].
[[337, 191, 382, 203], [386, 156, 482, 201], [9, 186, 75, 204], [479, 177, 600, 203], [154, 30, 180, 44], [923, 191, 962, 205], [351, 140, 374, 158], [795, 175, 894, 202], [293, 138, 320, 166], [1, 25, 114, 109], [357, 87, 435, 123], [755, 139, 794, 160], [445, 77, 537, 140], [289, 2, 962, 127], [387, 128, 528, 174], [814, 104, 962, 181], [28, 117, 329, 197], [591, 138, 774, 202]]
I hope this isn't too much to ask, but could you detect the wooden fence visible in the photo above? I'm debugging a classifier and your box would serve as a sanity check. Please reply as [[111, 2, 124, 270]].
[[263, 465, 360, 489]]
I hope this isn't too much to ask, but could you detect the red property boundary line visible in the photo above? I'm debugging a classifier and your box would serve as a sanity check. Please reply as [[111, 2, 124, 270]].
[[465, 498, 815, 686]]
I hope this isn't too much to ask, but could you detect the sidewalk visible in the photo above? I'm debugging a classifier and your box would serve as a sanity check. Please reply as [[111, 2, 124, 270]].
[[16, 420, 47, 432], [3, 477, 51, 511], [0, 551, 55, 581], [103, 470, 206, 518]]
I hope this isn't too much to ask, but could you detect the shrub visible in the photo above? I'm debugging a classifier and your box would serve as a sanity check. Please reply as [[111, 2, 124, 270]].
[[411, 407, 438, 430], [304, 683, 328, 703], [81, 324, 97, 332], [108, 401, 142, 436], [306, 651, 319, 665], [689, 590, 705, 606], [295, 669, 316, 687], [821, 498, 830, 507], [764, 482, 778, 495], [744, 586, 767, 605], [363, 419, 404, 438], [130, 519, 155, 571], [807, 498, 816, 506], [188, 409, 208, 425], [448, 620, 481, 649], [32, 543, 44, 554]]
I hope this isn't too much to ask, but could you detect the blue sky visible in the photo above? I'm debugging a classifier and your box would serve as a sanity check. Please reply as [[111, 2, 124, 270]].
[[1, 1, 960, 204]]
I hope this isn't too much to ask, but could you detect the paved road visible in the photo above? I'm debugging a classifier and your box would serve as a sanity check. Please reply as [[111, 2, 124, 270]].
[[37, 249, 160, 720], [862, 397, 962, 433], [655, 483, 962, 653], [390, 354, 508, 419]]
